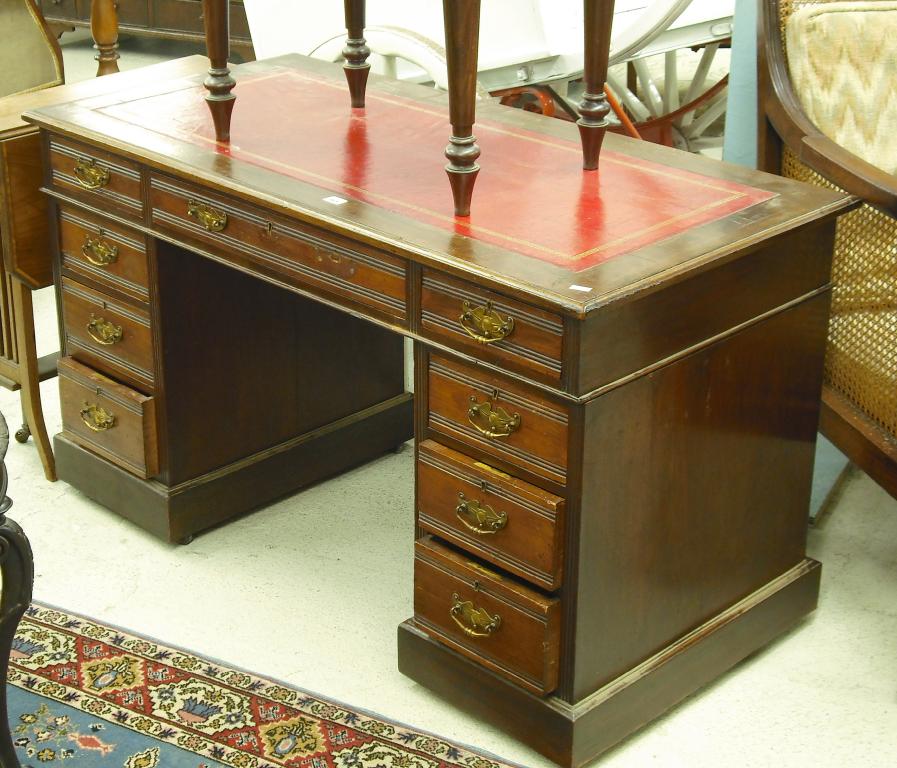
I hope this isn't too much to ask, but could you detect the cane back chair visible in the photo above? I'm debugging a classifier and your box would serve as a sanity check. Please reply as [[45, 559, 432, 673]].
[[758, 0, 897, 500]]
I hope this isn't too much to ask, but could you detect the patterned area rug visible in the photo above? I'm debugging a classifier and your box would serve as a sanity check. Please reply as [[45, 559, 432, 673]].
[[7, 604, 517, 768]]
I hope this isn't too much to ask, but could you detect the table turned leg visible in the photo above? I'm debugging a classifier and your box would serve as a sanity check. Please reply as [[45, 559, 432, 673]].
[[202, 0, 236, 143], [344, 0, 371, 108], [90, 0, 120, 76], [578, 0, 615, 170], [442, 0, 481, 217]]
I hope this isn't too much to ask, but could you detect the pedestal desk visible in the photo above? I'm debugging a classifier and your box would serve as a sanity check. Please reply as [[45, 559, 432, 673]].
[[25, 55, 852, 766]]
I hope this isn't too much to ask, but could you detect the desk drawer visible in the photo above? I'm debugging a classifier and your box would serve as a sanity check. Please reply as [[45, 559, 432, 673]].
[[418, 440, 565, 591], [149, 175, 408, 322], [61, 278, 155, 392], [421, 271, 564, 384], [58, 205, 149, 303], [414, 537, 560, 696], [48, 136, 143, 217], [427, 354, 569, 486], [59, 357, 158, 479]]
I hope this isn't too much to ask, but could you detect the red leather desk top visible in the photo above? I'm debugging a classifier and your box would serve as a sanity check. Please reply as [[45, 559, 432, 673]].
[[99, 69, 774, 273]]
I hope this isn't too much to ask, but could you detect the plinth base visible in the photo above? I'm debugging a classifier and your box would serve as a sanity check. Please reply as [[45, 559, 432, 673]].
[[56, 393, 413, 543], [398, 558, 821, 767]]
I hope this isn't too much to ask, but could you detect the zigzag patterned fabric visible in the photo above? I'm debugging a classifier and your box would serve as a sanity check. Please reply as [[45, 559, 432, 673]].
[[786, 1, 897, 175]]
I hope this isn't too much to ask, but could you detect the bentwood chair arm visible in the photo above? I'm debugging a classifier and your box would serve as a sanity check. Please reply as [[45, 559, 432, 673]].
[[759, 0, 897, 215]]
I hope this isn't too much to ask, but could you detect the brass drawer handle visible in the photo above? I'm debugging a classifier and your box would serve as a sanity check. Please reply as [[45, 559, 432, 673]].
[[456, 492, 508, 534], [468, 396, 520, 439], [81, 234, 119, 266], [79, 402, 115, 432], [450, 593, 501, 638], [187, 199, 228, 232], [86, 314, 123, 345], [459, 300, 514, 344], [73, 158, 110, 190]]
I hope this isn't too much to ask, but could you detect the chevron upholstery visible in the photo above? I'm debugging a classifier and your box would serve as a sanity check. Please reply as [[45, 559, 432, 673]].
[[776, 0, 897, 463], [785, 2, 897, 174]]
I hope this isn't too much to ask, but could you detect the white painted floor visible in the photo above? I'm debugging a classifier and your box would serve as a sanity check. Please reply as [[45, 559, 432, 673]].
[[4, 30, 895, 768]]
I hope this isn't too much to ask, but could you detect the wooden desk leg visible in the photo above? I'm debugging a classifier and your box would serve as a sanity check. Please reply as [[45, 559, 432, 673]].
[[578, 0, 615, 170], [90, 0, 120, 76], [11, 281, 55, 482], [343, 0, 370, 108], [202, 0, 236, 143], [442, 0, 481, 217]]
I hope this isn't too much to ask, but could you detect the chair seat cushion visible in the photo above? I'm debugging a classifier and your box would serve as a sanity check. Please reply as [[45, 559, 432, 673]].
[[786, 1, 897, 175]]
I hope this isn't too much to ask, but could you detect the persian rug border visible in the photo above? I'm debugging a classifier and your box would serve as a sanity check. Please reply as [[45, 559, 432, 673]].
[[9, 601, 524, 768]]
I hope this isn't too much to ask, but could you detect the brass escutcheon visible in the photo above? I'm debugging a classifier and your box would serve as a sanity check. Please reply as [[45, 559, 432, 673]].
[[456, 492, 508, 534], [79, 402, 115, 432], [81, 234, 119, 266], [73, 158, 110, 190], [450, 593, 501, 638], [187, 199, 228, 232], [468, 396, 520, 439], [459, 300, 514, 344], [86, 314, 123, 345]]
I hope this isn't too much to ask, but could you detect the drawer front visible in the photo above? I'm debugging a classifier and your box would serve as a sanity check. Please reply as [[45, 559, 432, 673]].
[[49, 137, 143, 217], [427, 354, 569, 486], [58, 205, 149, 303], [61, 278, 155, 392], [152, 0, 204, 33], [59, 357, 158, 479], [116, 0, 150, 28], [414, 537, 560, 696], [149, 175, 408, 322], [418, 440, 565, 590], [421, 271, 564, 384]]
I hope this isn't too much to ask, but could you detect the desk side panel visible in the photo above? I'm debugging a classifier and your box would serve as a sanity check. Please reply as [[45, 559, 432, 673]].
[[568, 291, 829, 700], [576, 220, 836, 395]]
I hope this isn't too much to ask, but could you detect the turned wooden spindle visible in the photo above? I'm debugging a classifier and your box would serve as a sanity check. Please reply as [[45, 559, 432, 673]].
[[578, 0, 616, 170], [202, 0, 237, 143], [90, 0, 120, 76], [343, 0, 371, 108], [442, 0, 481, 217]]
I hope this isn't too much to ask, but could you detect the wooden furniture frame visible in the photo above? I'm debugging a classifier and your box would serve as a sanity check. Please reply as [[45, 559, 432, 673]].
[[25, 51, 852, 766], [758, 0, 897, 500], [200, 0, 616, 216], [0, 0, 67, 481], [36, 0, 254, 77]]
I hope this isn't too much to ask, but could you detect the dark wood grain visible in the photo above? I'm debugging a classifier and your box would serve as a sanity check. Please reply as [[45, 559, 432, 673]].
[[414, 536, 561, 696], [442, 0, 481, 216], [201, 0, 236, 143], [58, 355, 158, 478], [417, 439, 565, 590], [578, 0, 615, 169], [57, 203, 150, 303], [426, 353, 570, 486], [343, 0, 370, 108], [60, 276, 155, 392], [0, 133, 53, 289], [568, 292, 830, 698], [153, 239, 406, 485], [90, 0, 120, 76]]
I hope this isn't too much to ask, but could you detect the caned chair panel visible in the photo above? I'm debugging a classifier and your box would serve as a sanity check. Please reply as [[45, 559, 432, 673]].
[[0, 0, 64, 98]]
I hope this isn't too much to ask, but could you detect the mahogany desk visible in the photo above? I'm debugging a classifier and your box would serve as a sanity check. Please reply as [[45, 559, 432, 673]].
[[25, 55, 852, 766]]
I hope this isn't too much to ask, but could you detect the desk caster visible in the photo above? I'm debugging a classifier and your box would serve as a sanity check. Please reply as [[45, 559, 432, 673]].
[[14, 425, 30, 444], [177, 534, 195, 545]]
